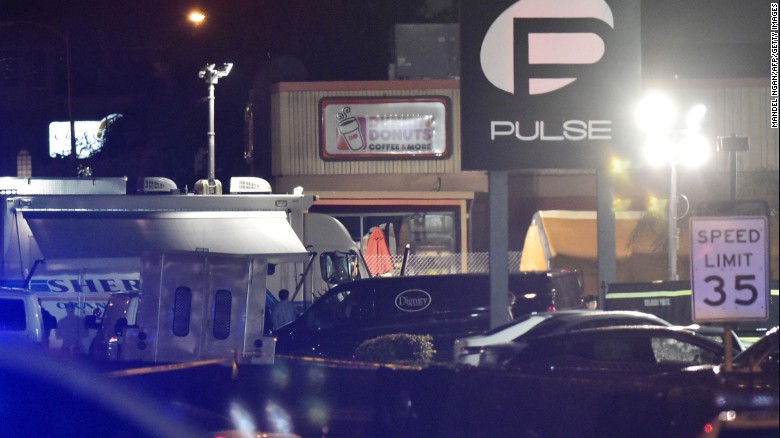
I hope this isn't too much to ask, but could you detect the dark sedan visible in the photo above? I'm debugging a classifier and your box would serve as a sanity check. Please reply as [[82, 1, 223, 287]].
[[373, 327, 776, 437], [504, 325, 728, 373], [454, 309, 674, 367]]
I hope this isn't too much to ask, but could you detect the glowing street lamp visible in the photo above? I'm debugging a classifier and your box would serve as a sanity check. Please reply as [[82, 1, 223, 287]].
[[188, 10, 207, 26], [637, 92, 709, 280]]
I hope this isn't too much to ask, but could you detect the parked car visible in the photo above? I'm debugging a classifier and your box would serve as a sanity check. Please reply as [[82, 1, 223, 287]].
[[503, 325, 729, 373], [692, 326, 779, 412], [729, 325, 778, 379], [275, 271, 583, 361], [0, 287, 44, 346], [372, 327, 775, 437], [453, 309, 673, 367]]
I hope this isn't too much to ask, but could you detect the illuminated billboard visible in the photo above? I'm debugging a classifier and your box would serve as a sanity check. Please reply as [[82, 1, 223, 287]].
[[48, 114, 122, 159], [460, 0, 642, 170], [319, 97, 451, 160]]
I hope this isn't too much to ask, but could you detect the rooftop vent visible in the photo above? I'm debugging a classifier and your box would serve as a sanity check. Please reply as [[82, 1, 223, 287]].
[[138, 177, 178, 194], [230, 177, 272, 194]]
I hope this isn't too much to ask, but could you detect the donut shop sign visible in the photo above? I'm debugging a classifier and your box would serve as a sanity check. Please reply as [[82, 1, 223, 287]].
[[319, 96, 451, 160]]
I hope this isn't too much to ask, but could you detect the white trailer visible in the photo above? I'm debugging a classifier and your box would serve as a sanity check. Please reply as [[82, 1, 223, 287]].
[[0, 176, 365, 353], [90, 251, 275, 364]]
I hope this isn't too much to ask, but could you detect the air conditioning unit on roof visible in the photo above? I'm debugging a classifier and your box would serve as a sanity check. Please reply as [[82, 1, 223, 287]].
[[230, 177, 272, 194], [138, 177, 178, 194]]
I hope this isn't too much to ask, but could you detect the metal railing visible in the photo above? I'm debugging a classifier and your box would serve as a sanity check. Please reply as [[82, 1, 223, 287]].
[[364, 251, 523, 277]]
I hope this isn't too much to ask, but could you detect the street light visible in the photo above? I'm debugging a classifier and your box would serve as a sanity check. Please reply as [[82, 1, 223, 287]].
[[637, 92, 709, 280], [1, 21, 76, 172], [188, 10, 207, 26], [198, 62, 233, 195]]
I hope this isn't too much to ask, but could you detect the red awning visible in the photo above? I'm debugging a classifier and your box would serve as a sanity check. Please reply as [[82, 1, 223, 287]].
[[364, 226, 394, 276]]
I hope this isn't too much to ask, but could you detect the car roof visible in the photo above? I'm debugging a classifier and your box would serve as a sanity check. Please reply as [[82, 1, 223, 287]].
[[327, 270, 575, 291], [457, 310, 673, 346], [0, 287, 37, 298], [534, 309, 669, 320], [483, 309, 670, 333], [528, 325, 722, 346]]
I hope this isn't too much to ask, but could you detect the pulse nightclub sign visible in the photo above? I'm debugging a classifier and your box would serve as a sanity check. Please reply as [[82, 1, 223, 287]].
[[461, 0, 641, 170]]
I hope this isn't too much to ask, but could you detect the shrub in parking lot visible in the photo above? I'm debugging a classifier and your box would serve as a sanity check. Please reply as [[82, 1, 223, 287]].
[[353, 333, 436, 364]]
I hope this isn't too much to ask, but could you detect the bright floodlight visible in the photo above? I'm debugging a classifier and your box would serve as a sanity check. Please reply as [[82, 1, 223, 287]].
[[188, 10, 206, 25], [199, 63, 233, 84], [636, 93, 709, 282], [678, 132, 710, 166], [635, 91, 677, 133], [642, 134, 673, 167], [685, 104, 707, 131]]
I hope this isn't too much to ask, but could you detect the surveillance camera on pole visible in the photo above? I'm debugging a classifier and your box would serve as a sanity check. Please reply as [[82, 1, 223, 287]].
[[197, 62, 233, 195]]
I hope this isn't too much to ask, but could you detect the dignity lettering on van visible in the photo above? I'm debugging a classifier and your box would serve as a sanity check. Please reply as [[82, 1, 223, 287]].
[[395, 289, 432, 312]]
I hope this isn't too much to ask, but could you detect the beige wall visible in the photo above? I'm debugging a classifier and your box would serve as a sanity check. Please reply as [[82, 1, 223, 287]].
[[270, 78, 779, 256], [272, 78, 778, 180], [272, 80, 461, 177]]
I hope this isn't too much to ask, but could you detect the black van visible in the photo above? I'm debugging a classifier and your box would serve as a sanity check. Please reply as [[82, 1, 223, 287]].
[[274, 270, 583, 361]]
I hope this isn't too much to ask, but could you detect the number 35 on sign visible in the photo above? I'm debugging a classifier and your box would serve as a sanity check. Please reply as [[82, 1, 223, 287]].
[[690, 216, 770, 322]]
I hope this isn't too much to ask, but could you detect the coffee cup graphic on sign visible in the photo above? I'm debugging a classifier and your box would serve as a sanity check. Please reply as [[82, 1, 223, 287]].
[[336, 107, 364, 150]]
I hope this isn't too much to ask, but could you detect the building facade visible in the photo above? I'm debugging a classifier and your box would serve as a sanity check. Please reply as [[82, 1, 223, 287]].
[[269, 78, 778, 272]]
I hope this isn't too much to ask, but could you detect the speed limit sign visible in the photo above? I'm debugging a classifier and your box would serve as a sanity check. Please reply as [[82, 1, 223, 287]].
[[690, 216, 770, 322]]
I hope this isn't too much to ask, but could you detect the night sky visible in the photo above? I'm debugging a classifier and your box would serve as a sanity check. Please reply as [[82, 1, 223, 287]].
[[1, 0, 772, 185]]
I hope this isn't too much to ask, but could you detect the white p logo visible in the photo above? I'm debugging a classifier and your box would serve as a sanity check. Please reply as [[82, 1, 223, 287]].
[[481, 0, 614, 95]]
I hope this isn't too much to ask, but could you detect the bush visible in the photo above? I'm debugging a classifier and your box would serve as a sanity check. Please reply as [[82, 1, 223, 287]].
[[353, 333, 436, 364]]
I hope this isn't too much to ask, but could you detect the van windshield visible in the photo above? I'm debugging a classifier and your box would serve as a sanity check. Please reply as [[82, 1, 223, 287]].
[[308, 290, 350, 330], [307, 287, 372, 331]]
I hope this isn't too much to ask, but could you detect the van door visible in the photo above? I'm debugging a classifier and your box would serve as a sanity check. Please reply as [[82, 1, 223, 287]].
[[373, 276, 489, 349], [154, 252, 208, 361], [302, 285, 375, 358], [200, 256, 259, 358]]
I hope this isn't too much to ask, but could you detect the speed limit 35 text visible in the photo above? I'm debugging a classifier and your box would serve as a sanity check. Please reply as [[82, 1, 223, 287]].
[[697, 228, 761, 268]]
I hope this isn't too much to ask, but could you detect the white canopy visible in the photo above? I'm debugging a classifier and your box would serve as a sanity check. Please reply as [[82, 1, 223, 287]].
[[23, 210, 309, 264]]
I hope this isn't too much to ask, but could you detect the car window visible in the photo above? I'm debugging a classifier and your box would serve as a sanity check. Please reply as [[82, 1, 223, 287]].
[[340, 289, 373, 322], [650, 336, 720, 365], [515, 335, 656, 363], [0, 298, 27, 331], [591, 337, 656, 362], [307, 289, 352, 330]]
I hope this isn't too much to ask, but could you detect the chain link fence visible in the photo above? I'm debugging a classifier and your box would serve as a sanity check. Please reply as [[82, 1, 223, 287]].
[[363, 251, 523, 277]]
